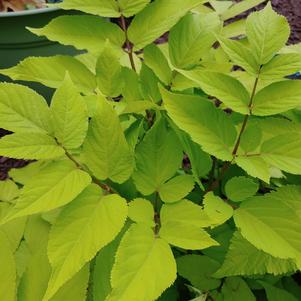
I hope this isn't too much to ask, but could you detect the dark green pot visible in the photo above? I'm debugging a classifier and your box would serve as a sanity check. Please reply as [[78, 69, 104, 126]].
[[0, 7, 81, 101]]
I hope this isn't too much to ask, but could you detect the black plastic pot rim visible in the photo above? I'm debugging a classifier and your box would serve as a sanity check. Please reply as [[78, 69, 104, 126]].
[[0, 6, 60, 18]]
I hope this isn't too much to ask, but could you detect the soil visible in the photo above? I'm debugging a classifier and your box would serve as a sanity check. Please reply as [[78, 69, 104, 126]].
[[0, 0, 301, 180]]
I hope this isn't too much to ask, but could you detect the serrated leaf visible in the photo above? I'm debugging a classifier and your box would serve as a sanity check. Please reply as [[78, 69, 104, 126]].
[[107, 224, 176, 301], [1, 161, 91, 224], [235, 155, 270, 183], [222, 277, 255, 301], [261, 53, 301, 80], [225, 176, 258, 202], [218, 37, 259, 74], [144, 43, 172, 85], [0, 83, 52, 134], [0, 133, 64, 160], [56, 0, 120, 17], [29, 16, 124, 54], [177, 255, 221, 291], [51, 75, 88, 150], [133, 119, 182, 195], [161, 87, 237, 161], [44, 185, 128, 300], [0, 180, 19, 203], [169, 12, 221, 69], [128, 198, 154, 227], [96, 42, 124, 97], [234, 187, 301, 263], [260, 133, 301, 174], [203, 192, 233, 226], [159, 175, 195, 203], [83, 99, 134, 184], [118, 0, 150, 17], [181, 69, 250, 114], [0, 56, 96, 94], [160, 200, 217, 250], [246, 3, 290, 64], [252, 80, 301, 116], [0, 231, 16, 301], [215, 232, 297, 277], [128, 0, 202, 50]]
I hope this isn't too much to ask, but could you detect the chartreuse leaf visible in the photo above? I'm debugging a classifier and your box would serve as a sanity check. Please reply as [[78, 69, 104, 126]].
[[118, 0, 150, 16], [1, 161, 91, 224], [215, 232, 297, 277], [169, 12, 221, 69], [234, 186, 301, 264], [0, 56, 96, 94], [203, 193, 233, 227], [159, 175, 195, 203], [181, 69, 250, 114], [177, 255, 221, 291], [0, 133, 64, 160], [260, 282, 299, 301], [144, 43, 172, 85], [128, 0, 202, 50], [218, 37, 259, 74], [252, 81, 301, 116], [0, 180, 19, 203], [96, 42, 124, 97], [261, 53, 301, 79], [0, 83, 52, 134], [246, 3, 290, 65], [56, 0, 120, 17], [161, 87, 237, 161], [51, 75, 88, 150], [260, 133, 301, 174], [0, 231, 16, 301], [225, 176, 258, 202], [107, 224, 176, 301], [240, 123, 262, 153], [128, 198, 154, 227], [222, 277, 255, 301], [83, 98, 134, 184], [44, 184, 128, 300], [29, 16, 124, 54], [159, 200, 217, 250], [133, 119, 182, 195], [235, 155, 270, 183]]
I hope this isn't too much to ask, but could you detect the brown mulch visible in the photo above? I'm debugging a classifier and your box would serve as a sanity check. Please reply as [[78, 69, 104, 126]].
[[0, 0, 301, 180]]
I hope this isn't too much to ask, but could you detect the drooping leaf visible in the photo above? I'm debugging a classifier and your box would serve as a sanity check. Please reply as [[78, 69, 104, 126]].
[[107, 224, 177, 301], [29, 16, 124, 54], [161, 87, 237, 161], [0, 56, 96, 94], [0, 83, 52, 134], [225, 176, 258, 202], [44, 184, 128, 300], [177, 255, 221, 291], [260, 133, 301, 174], [128, 0, 202, 50], [181, 69, 250, 114], [203, 192, 233, 226], [51, 75, 88, 149], [128, 198, 154, 227], [246, 3, 290, 64], [1, 161, 91, 224], [159, 175, 195, 203], [234, 187, 301, 263], [169, 12, 221, 69], [252, 80, 301, 116], [0, 231, 16, 301], [215, 232, 297, 277], [133, 119, 182, 195], [83, 98, 134, 184], [0, 133, 64, 160]]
